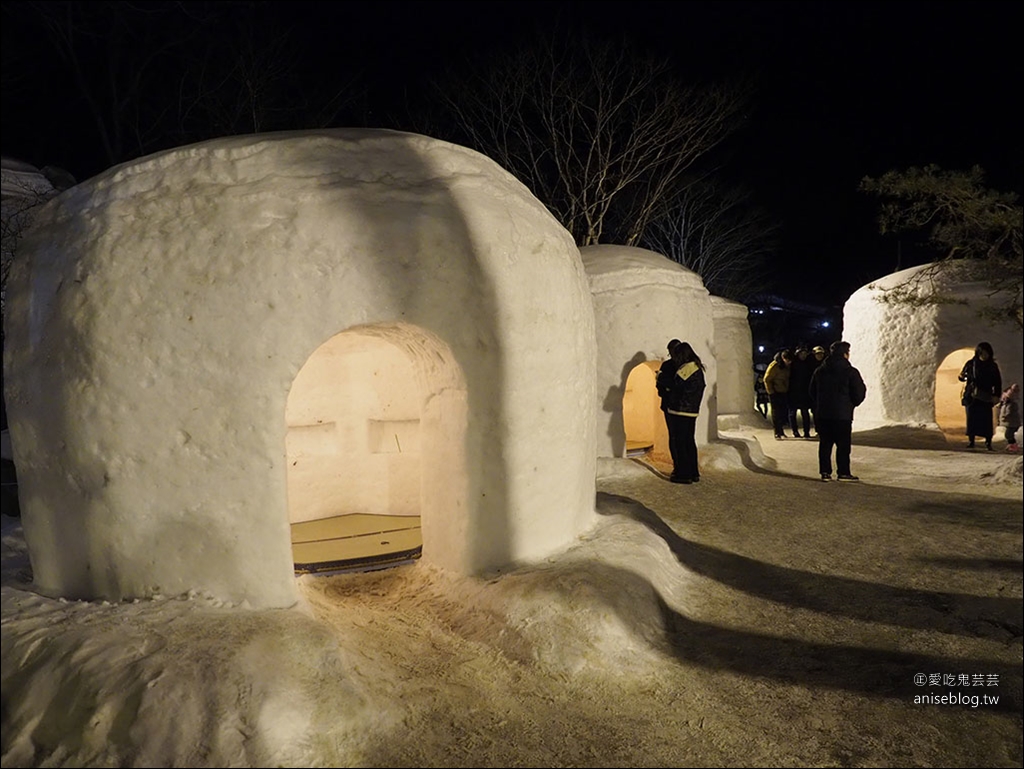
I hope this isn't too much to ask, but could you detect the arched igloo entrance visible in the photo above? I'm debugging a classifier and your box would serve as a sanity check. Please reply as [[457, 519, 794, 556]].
[[4, 129, 598, 609], [622, 360, 667, 461], [286, 323, 466, 572], [934, 348, 974, 439]]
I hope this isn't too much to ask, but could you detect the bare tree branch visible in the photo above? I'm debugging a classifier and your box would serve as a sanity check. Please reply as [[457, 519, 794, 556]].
[[8, 1, 367, 173], [642, 176, 779, 301], [427, 29, 751, 248]]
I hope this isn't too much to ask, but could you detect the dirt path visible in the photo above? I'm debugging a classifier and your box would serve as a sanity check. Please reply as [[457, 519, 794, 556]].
[[298, 427, 1022, 767], [584, 428, 1023, 767]]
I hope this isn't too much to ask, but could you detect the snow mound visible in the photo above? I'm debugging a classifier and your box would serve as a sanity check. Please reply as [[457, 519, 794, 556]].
[[300, 511, 695, 680], [979, 455, 1023, 485], [0, 585, 374, 768]]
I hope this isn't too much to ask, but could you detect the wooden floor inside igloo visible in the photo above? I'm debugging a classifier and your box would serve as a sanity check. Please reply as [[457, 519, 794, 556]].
[[291, 514, 422, 574]]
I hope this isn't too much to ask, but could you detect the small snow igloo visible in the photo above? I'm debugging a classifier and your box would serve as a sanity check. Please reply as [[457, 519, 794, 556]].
[[4, 129, 598, 609], [580, 245, 717, 465], [710, 295, 756, 427], [843, 262, 1023, 434]]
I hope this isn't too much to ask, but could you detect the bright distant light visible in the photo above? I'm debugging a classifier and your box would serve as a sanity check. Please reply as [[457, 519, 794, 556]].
[[821, 321, 830, 328], [757, 345, 765, 353]]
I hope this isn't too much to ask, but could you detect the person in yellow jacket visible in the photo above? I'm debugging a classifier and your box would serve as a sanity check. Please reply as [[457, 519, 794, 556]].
[[763, 349, 793, 440], [665, 342, 707, 484]]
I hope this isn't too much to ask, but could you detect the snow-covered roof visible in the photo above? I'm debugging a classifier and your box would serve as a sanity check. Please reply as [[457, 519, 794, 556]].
[[580, 244, 705, 293], [710, 294, 749, 318], [1, 156, 54, 199], [858, 261, 993, 299]]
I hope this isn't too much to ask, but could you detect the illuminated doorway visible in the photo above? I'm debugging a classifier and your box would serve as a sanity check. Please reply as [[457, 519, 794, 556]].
[[285, 324, 466, 573], [622, 360, 669, 464], [935, 348, 974, 440]]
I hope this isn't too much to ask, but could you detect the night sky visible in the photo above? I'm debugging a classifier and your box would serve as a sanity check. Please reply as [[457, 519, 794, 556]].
[[2, 0, 1021, 307]]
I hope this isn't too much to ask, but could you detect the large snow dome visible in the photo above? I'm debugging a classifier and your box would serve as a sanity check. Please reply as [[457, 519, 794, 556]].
[[3, 129, 598, 609], [844, 263, 1023, 433], [580, 245, 716, 464]]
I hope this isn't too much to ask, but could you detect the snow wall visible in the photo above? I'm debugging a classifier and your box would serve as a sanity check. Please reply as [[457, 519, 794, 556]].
[[3, 129, 599, 609]]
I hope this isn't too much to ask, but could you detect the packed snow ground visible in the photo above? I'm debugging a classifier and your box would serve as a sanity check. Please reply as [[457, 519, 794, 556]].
[[2, 423, 1021, 767]]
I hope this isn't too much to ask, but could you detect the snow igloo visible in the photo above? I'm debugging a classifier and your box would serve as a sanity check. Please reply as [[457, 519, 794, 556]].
[[710, 295, 756, 428], [580, 245, 730, 467], [3, 129, 599, 609], [843, 263, 1023, 435]]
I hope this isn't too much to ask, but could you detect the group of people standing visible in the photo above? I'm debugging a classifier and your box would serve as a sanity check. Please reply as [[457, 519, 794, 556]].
[[760, 340, 868, 481], [655, 337, 1018, 486], [657, 338, 868, 484], [762, 344, 827, 441]]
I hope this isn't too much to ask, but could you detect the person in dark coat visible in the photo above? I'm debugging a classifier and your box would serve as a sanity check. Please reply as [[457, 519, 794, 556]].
[[656, 339, 681, 419], [754, 365, 770, 419], [807, 345, 827, 435], [808, 340, 866, 481], [958, 341, 1002, 450], [656, 339, 681, 466], [788, 344, 815, 439], [665, 341, 706, 484]]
